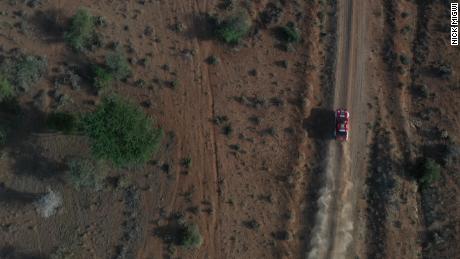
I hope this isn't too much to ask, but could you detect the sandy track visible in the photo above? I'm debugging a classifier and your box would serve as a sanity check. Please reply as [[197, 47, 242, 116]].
[[308, 0, 368, 258], [331, 0, 368, 258]]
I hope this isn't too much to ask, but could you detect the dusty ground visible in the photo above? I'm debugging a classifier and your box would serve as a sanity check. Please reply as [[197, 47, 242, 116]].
[[0, 0, 458, 259], [354, 1, 460, 259], [0, 0, 325, 258]]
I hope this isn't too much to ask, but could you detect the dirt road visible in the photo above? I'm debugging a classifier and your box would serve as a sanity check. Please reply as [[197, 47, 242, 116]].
[[307, 0, 369, 258]]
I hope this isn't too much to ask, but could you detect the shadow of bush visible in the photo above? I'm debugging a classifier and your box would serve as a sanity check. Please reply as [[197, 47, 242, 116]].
[[0, 100, 67, 179], [0, 184, 43, 204], [0, 245, 47, 259], [303, 108, 335, 140]]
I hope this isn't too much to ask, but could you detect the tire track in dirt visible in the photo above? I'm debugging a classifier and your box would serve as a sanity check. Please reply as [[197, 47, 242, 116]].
[[191, 26, 220, 259], [186, 2, 221, 259], [307, 0, 368, 258], [173, 1, 218, 257], [135, 0, 220, 257]]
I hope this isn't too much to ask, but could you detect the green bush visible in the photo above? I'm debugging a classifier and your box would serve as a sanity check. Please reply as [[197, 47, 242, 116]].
[[82, 96, 163, 167], [0, 77, 14, 101], [178, 223, 203, 249], [46, 112, 79, 133], [93, 66, 113, 90], [418, 158, 441, 187], [106, 51, 131, 80], [215, 13, 251, 44], [278, 23, 300, 43], [67, 158, 105, 190], [64, 9, 96, 52]]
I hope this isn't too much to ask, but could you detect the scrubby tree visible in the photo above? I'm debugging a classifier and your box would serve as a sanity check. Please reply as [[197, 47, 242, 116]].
[[82, 96, 163, 167], [92, 66, 113, 90], [64, 9, 97, 51], [178, 223, 203, 249], [214, 12, 251, 44], [105, 50, 131, 80]]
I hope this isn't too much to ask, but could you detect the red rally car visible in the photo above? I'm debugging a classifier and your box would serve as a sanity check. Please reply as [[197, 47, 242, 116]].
[[335, 109, 350, 141]]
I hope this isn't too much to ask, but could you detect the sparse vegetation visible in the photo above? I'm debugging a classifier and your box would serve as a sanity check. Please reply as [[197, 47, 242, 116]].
[[170, 79, 179, 89], [64, 9, 97, 51], [399, 54, 410, 65], [400, 25, 412, 34], [431, 62, 452, 80], [218, 0, 234, 10], [401, 11, 409, 18], [15, 55, 48, 91], [213, 115, 228, 125], [34, 189, 62, 218], [181, 157, 192, 169], [229, 144, 240, 151], [82, 96, 163, 167], [260, 2, 282, 25], [92, 66, 113, 90], [90, 51, 130, 90], [106, 50, 132, 80], [172, 22, 185, 32], [155, 219, 203, 249], [272, 230, 291, 240], [23, 0, 43, 7], [243, 219, 260, 230], [206, 55, 220, 65], [277, 22, 301, 43], [135, 79, 146, 88], [0, 54, 48, 92], [234, 95, 266, 108], [67, 158, 105, 190], [261, 127, 276, 137], [270, 97, 283, 106], [56, 68, 81, 90], [412, 84, 429, 98]]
